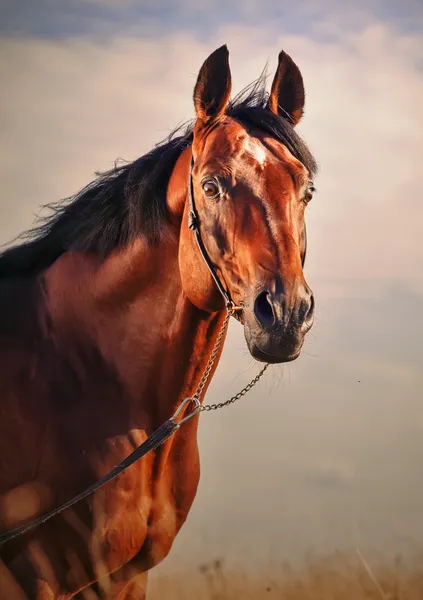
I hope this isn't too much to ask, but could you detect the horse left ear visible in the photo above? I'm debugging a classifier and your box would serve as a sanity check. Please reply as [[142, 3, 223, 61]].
[[193, 45, 232, 128], [268, 50, 305, 127]]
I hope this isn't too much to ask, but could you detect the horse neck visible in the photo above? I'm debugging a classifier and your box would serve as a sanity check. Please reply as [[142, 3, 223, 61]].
[[42, 234, 227, 426]]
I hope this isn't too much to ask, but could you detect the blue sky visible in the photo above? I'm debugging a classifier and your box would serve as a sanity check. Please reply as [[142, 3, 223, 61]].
[[1, 0, 422, 40]]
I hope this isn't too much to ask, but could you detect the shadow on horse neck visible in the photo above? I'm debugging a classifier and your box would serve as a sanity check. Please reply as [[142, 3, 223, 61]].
[[0, 45, 317, 599]]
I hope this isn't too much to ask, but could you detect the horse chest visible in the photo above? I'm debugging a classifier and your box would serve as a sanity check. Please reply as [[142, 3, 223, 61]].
[[89, 432, 200, 574]]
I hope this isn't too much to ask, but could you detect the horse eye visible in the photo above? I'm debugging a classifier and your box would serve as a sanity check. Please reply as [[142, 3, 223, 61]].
[[202, 180, 219, 198], [303, 185, 315, 205]]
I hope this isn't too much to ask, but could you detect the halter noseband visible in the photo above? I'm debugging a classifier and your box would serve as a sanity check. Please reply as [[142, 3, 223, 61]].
[[187, 156, 243, 322]]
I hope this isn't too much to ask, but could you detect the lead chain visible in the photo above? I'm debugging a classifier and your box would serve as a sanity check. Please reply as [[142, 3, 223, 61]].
[[190, 310, 270, 413]]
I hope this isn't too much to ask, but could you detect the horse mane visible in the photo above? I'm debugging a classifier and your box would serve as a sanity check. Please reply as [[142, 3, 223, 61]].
[[0, 70, 317, 279]]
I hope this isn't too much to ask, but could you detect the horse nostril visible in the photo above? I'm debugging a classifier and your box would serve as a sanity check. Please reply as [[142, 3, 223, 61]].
[[298, 289, 314, 325], [254, 290, 275, 329], [307, 294, 315, 320]]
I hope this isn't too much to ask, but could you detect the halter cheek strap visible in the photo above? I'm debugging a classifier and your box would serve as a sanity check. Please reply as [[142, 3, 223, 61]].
[[187, 156, 243, 322]]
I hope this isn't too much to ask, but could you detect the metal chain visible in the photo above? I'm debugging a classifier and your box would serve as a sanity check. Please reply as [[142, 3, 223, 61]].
[[192, 310, 231, 401], [200, 362, 269, 412], [189, 309, 270, 413]]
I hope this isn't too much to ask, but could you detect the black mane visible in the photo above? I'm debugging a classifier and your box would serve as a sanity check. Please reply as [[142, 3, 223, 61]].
[[0, 71, 317, 278]]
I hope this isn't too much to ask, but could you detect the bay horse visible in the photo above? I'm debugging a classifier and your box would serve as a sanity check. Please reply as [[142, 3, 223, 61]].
[[0, 45, 317, 599]]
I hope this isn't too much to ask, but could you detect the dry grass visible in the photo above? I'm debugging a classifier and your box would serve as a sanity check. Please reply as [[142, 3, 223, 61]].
[[148, 551, 423, 599]]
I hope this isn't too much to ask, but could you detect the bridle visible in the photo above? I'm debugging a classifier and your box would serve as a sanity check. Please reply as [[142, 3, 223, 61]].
[[187, 156, 244, 322], [188, 154, 308, 294]]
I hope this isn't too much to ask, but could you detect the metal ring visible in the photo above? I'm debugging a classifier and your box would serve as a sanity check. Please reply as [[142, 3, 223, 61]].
[[171, 396, 201, 425]]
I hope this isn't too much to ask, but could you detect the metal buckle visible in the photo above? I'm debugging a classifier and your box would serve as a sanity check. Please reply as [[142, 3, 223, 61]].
[[227, 302, 244, 322]]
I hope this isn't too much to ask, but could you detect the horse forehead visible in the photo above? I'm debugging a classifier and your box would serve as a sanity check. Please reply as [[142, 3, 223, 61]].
[[239, 136, 267, 168], [233, 134, 301, 186], [221, 130, 268, 167], [203, 130, 269, 174], [202, 125, 305, 182], [260, 134, 309, 177]]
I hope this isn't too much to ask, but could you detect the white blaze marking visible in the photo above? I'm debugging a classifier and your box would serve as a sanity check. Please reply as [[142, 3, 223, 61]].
[[243, 137, 266, 169]]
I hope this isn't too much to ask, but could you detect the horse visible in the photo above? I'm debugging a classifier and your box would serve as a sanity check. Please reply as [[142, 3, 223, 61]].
[[0, 45, 318, 598]]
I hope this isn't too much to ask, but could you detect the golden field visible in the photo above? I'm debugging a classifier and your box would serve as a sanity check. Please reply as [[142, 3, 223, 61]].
[[149, 551, 423, 599], [1, 549, 422, 598]]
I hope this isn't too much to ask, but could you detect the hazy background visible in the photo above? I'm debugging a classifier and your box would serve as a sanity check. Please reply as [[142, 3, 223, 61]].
[[1, 0, 422, 579]]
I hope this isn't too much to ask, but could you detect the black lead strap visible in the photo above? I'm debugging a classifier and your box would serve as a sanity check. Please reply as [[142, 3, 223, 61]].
[[0, 419, 178, 545]]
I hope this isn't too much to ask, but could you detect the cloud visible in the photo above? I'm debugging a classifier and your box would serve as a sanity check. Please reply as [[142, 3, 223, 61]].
[[2, 1, 422, 42], [1, 23, 422, 285]]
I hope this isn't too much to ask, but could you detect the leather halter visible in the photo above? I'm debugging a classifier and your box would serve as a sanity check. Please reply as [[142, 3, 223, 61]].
[[187, 156, 244, 322], [187, 154, 308, 317]]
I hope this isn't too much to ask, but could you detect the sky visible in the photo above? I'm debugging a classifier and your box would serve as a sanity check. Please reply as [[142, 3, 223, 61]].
[[1, 0, 423, 580]]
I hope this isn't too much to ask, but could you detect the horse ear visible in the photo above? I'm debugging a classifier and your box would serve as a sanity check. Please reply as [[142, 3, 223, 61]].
[[193, 45, 232, 127], [268, 50, 305, 126]]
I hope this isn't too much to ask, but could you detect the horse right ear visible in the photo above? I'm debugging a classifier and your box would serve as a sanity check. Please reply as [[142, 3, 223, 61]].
[[193, 45, 232, 129], [267, 50, 305, 127]]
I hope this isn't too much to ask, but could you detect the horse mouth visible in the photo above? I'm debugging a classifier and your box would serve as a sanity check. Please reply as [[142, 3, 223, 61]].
[[250, 343, 301, 364]]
